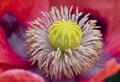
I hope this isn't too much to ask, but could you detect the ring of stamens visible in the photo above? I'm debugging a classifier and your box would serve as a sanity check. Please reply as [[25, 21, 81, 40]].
[[25, 6, 103, 79]]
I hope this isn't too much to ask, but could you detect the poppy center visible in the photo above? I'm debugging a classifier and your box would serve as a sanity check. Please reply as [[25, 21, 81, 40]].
[[48, 19, 82, 51]]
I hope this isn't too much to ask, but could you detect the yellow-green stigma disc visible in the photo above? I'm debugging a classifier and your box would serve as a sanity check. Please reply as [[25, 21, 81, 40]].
[[48, 19, 82, 51]]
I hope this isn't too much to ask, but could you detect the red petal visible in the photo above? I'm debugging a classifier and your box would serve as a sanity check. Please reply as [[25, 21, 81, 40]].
[[0, 69, 45, 82], [0, 0, 49, 25], [0, 68, 4, 74], [79, 78, 89, 82], [89, 59, 120, 82], [50, 0, 75, 8], [103, 38, 120, 57]]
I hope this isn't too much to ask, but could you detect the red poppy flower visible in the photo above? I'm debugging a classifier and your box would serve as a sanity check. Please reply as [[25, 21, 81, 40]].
[[0, 0, 120, 82]]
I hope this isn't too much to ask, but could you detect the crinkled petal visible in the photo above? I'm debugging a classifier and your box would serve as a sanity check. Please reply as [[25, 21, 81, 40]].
[[90, 59, 120, 82], [0, 0, 49, 25], [0, 69, 45, 82]]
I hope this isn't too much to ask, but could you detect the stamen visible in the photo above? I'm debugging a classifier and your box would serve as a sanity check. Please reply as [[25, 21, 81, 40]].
[[25, 6, 103, 79]]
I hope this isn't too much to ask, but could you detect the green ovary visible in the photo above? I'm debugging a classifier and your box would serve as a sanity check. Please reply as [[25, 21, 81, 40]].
[[48, 19, 82, 52]]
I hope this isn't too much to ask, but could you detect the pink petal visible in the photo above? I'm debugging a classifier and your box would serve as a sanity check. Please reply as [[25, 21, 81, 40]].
[[90, 59, 120, 82], [0, 69, 45, 82]]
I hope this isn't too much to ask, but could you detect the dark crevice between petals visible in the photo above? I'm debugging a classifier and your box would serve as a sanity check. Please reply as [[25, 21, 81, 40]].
[[0, 12, 30, 62], [105, 72, 120, 82], [89, 14, 107, 38]]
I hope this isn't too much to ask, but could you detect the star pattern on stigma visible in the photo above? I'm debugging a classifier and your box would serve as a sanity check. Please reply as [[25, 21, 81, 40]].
[[25, 6, 103, 79]]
